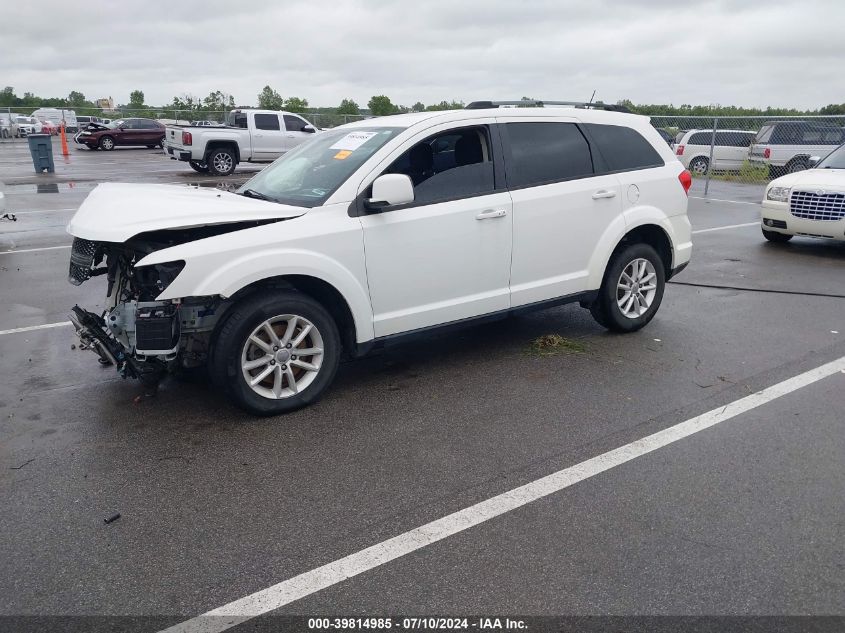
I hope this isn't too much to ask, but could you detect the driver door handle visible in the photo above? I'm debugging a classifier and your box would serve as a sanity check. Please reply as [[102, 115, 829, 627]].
[[476, 209, 508, 220], [592, 189, 617, 200]]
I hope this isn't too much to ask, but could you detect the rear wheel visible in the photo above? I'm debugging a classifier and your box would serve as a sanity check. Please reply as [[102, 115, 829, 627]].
[[590, 243, 666, 333], [787, 159, 808, 174], [206, 147, 236, 176], [156, 135, 165, 148], [188, 160, 209, 173], [689, 156, 709, 176], [211, 291, 341, 415], [762, 228, 793, 243], [98, 135, 115, 151]]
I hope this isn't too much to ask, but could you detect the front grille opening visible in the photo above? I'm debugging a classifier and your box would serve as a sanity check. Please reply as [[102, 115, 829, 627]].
[[790, 190, 845, 221]]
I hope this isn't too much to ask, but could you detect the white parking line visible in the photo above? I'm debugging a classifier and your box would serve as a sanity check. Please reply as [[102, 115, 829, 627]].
[[0, 245, 71, 255], [691, 196, 761, 206], [159, 355, 845, 633], [692, 222, 759, 234], [0, 321, 72, 336]]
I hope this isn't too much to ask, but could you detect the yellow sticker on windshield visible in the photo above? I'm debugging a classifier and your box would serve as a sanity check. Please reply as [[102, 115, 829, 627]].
[[334, 150, 352, 160]]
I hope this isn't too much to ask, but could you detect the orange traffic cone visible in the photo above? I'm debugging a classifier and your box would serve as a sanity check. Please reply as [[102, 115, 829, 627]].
[[60, 123, 70, 157]]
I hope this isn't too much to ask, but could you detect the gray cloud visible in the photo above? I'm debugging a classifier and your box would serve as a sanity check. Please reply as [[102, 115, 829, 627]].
[[2, 0, 842, 109]]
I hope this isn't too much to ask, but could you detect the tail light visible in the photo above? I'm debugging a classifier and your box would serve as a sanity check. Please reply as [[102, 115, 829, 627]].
[[676, 145, 685, 156], [763, 148, 771, 159], [678, 170, 692, 195], [182, 131, 192, 145]]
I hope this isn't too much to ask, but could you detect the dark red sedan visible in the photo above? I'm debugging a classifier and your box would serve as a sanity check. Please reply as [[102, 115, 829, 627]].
[[75, 118, 166, 150]]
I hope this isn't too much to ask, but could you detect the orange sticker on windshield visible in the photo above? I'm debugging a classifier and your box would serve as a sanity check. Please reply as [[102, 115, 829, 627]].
[[334, 150, 352, 160]]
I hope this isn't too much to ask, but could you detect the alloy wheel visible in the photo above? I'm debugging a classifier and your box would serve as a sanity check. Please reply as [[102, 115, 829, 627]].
[[616, 258, 658, 319], [240, 315, 324, 399]]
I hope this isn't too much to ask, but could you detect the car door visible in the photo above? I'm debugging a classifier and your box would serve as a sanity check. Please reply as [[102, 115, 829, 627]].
[[358, 121, 513, 337], [116, 119, 141, 146], [251, 113, 285, 160], [715, 131, 749, 170], [501, 117, 624, 306], [283, 114, 316, 152]]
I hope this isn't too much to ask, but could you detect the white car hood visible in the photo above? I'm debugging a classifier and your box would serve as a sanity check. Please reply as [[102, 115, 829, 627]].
[[771, 168, 845, 191], [66, 183, 308, 242]]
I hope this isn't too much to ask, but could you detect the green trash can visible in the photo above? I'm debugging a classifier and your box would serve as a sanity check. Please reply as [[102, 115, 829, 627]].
[[27, 133, 55, 173]]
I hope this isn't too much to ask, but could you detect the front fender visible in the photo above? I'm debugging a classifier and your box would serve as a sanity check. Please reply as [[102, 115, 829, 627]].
[[139, 248, 375, 343]]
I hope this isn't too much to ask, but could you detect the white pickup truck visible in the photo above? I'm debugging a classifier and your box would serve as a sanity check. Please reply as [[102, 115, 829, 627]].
[[164, 109, 318, 176]]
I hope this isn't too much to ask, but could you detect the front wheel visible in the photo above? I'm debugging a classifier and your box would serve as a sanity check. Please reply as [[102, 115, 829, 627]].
[[211, 291, 341, 415], [206, 147, 236, 176], [762, 228, 793, 243], [590, 243, 666, 333], [188, 160, 209, 173], [98, 135, 115, 151]]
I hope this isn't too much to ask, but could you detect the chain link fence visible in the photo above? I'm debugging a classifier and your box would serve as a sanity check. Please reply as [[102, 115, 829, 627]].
[[650, 115, 845, 201]]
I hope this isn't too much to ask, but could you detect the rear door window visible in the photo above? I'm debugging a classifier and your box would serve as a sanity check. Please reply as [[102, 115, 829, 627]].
[[504, 122, 593, 188], [585, 123, 664, 172], [254, 113, 281, 131], [687, 132, 712, 146]]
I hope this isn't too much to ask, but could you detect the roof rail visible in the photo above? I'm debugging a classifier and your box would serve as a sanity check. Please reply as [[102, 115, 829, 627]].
[[464, 100, 632, 113]]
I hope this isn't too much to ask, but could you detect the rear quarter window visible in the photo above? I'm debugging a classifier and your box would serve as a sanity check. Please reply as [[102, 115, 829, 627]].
[[585, 124, 664, 172]]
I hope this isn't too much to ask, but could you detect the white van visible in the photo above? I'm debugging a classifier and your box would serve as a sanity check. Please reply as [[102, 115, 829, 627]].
[[31, 108, 79, 132], [674, 129, 756, 174]]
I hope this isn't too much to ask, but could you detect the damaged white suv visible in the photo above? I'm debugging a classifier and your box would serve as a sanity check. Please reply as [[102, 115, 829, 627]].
[[67, 102, 693, 415]]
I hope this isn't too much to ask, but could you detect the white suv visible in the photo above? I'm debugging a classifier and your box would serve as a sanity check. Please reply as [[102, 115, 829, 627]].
[[67, 103, 693, 415]]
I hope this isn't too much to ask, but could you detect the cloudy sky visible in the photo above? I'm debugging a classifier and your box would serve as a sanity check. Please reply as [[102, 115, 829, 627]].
[[3, 0, 842, 110]]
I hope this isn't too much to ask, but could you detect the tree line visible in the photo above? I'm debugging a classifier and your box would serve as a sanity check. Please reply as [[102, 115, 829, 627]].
[[3, 86, 844, 123]]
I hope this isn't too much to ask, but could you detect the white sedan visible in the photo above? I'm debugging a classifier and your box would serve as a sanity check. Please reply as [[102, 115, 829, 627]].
[[761, 144, 845, 243]]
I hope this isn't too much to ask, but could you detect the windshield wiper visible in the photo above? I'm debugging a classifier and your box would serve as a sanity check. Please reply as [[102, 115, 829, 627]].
[[240, 188, 278, 202]]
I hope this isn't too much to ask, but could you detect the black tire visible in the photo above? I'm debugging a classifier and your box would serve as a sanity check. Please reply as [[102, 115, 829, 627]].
[[146, 145, 155, 149], [689, 156, 709, 176], [210, 291, 341, 415], [188, 160, 209, 173], [98, 135, 115, 151], [762, 228, 793, 243], [590, 243, 666, 333], [206, 147, 236, 176], [786, 159, 808, 174], [156, 135, 165, 148]]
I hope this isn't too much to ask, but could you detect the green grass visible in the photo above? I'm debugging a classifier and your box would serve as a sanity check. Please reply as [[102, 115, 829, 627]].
[[690, 160, 769, 184], [528, 334, 587, 357]]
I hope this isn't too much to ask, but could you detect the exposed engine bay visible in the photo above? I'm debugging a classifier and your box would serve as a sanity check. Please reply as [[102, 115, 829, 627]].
[[67, 222, 268, 386]]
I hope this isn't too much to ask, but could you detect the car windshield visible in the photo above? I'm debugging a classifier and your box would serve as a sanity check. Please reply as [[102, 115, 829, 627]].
[[816, 144, 845, 169], [236, 127, 403, 207]]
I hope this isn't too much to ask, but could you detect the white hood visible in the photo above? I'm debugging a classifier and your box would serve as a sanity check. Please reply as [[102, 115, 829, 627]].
[[66, 183, 308, 242], [770, 168, 845, 192]]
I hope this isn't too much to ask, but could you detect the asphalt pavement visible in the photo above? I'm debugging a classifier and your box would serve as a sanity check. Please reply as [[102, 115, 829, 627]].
[[0, 140, 843, 632]]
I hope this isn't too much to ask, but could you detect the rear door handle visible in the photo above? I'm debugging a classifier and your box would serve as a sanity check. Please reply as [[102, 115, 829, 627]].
[[592, 190, 617, 200], [476, 209, 507, 220]]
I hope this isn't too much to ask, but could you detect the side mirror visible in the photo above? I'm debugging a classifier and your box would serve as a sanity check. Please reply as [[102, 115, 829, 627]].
[[302, 124, 316, 133], [366, 174, 414, 210], [808, 156, 821, 167]]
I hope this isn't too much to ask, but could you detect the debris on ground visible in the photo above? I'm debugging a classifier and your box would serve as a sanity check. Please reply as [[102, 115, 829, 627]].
[[103, 513, 121, 524], [1, 213, 17, 222], [528, 334, 587, 356]]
